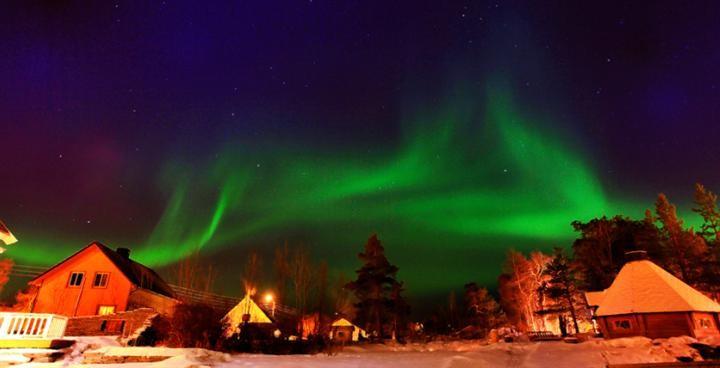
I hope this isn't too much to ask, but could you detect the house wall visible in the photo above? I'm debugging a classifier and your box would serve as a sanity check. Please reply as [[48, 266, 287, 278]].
[[600, 313, 698, 339], [599, 314, 644, 338], [65, 308, 157, 339], [31, 247, 133, 316], [643, 313, 693, 338], [329, 326, 355, 343], [691, 312, 720, 339]]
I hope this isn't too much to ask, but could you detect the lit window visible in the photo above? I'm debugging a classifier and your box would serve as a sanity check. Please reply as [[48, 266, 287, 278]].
[[613, 319, 632, 330], [93, 272, 109, 288], [97, 305, 116, 315], [68, 272, 84, 287]]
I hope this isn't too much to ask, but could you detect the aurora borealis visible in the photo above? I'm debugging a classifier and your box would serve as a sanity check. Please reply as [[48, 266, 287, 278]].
[[2, 1, 720, 302]]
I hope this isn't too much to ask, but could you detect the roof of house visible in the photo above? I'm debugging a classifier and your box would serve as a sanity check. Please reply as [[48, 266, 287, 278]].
[[331, 317, 364, 330], [584, 290, 606, 307], [595, 259, 720, 316], [31, 241, 175, 298]]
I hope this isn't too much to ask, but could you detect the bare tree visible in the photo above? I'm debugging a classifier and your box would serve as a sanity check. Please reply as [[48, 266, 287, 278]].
[[332, 272, 355, 319], [273, 242, 291, 299], [291, 247, 313, 317], [173, 249, 217, 303], [243, 250, 261, 295]]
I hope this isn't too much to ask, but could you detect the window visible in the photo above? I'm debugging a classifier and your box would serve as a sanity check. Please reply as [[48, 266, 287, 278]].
[[92, 272, 109, 288], [613, 319, 632, 330], [68, 272, 84, 287], [698, 318, 712, 329], [97, 305, 116, 316]]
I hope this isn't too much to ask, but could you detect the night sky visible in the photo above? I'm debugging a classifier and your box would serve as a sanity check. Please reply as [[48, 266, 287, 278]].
[[2, 1, 720, 302]]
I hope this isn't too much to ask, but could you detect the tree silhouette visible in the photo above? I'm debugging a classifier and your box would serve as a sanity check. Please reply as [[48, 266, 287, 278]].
[[345, 234, 403, 339]]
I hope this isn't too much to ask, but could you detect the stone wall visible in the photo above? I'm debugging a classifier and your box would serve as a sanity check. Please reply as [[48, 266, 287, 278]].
[[65, 308, 158, 338]]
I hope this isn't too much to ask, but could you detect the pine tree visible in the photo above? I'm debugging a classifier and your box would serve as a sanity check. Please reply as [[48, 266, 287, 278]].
[[693, 183, 720, 245], [571, 215, 663, 290], [655, 193, 708, 285], [693, 184, 720, 293], [345, 234, 403, 339], [541, 248, 580, 335]]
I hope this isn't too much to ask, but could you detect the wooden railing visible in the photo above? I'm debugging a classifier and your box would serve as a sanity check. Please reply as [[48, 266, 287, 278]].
[[0, 312, 68, 339]]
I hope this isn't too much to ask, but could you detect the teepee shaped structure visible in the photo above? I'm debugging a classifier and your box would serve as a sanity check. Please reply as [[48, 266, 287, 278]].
[[591, 258, 720, 339], [222, 294, 273, 337]]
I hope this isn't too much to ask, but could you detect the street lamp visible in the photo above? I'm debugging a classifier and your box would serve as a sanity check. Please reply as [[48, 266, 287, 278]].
[[263, 292, 276, 317]]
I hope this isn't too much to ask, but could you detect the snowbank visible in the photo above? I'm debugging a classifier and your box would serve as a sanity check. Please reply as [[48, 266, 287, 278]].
[[6, 336, 711, 367]]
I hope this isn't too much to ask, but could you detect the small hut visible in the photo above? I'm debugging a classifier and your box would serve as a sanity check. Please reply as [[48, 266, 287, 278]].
[[328, 317, 367, 343], [587, 255, 720, 339], [222, 294, 273, 337]]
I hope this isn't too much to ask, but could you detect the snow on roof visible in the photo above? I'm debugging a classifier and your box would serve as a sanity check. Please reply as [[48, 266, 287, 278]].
[[331, 317, 360, 328], [223, 294, 273, 336], [585, 290, 606, 307], [596, 259, 720, 316]]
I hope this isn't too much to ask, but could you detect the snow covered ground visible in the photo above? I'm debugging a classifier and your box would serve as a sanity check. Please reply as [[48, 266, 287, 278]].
[[5, 337, 709, 367]]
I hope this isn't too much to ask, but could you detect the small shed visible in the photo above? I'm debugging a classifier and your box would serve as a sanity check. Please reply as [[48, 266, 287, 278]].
[[328, 317, 366, 342], [589, 258, 720, 339]]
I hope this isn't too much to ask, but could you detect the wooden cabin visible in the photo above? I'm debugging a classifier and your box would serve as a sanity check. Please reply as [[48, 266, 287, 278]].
[[587, 257, 720, 339], [29, 242, 178, 317]]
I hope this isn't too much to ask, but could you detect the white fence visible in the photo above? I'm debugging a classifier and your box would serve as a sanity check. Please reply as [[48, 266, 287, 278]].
[[0, 313, 68, 339]]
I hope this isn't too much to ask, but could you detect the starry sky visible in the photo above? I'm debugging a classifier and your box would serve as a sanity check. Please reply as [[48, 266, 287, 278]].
[[2, 1, 720, 303]]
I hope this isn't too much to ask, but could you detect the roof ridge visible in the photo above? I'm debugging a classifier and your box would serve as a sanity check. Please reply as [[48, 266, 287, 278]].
[[596, 259, 720, 316], [644, 261, 695, 311]]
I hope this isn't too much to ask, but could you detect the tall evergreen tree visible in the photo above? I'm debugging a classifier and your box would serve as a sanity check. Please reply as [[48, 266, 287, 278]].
[[693, 183, 720, 245], [655, 193, 707, 285], [540, 248, 580, 335], [571, 216, 663, 290], [692, 183, 720, 292], [345, 234, 403, 339]]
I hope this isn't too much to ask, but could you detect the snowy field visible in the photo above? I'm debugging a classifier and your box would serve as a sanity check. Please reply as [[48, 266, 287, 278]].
[[5, 337, 709, 367]]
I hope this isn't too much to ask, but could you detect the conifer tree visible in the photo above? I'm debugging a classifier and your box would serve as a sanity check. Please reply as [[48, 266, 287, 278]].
[[655, 193, 707, 285], [691, 183, 720, 292], [345, 234, 403, 339], [693, 183, 720, 245], [540, 248, 580, 335], [571, 216, 663, 290]]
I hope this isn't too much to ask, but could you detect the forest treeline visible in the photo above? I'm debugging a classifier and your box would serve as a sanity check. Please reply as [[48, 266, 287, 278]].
[[1, 184, 718, 348], [429, 183, 720, 338]]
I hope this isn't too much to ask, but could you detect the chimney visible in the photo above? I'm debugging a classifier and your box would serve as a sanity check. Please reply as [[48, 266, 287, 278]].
[[624, 250, 648, 262], [116, 247, 131, 259]]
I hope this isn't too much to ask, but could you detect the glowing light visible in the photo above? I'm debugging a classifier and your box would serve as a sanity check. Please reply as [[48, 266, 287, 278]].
[[10, 83, 668, 292], [263, 292, 274, 304]]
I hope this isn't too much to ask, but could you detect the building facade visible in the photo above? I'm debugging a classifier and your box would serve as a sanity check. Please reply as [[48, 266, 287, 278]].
[[587, 258, 720, 339], [29, 242, 177, 317]]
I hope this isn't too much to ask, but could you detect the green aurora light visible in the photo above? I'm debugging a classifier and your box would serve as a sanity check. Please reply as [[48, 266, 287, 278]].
[[12, 87, 671, 294]]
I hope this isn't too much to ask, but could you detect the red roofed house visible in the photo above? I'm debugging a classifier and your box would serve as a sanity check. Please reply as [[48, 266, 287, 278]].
[[28, 242, 178, 318], [586, 253, 720, 339]]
